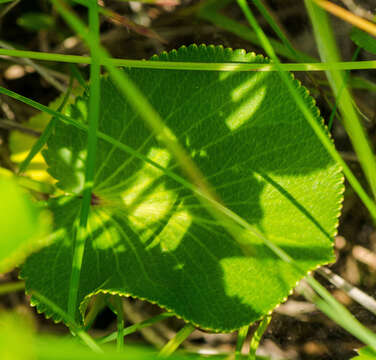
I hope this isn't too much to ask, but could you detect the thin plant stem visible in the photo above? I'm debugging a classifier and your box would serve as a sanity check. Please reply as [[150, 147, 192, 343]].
[[252, 0, 298, 60], [0, 48, 375, 71], [69, 63, 87, 88], [0, 281, 25, 295], [67, 0, 101, 321], [0, 0, 20, 21], [249, 315, 272, 360], [98, 312, 175, 344], [235, 325, 249, 359], [158, 323, 195, 357], [114, 296, 125, 352]]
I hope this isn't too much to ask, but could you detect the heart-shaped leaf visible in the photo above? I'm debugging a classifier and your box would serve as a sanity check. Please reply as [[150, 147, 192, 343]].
[[22, 44, 343, 332]]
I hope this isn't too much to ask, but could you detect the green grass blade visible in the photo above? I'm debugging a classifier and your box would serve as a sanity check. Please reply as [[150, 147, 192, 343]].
[[328, 47, 361, 130], [304, 0, 376, 199], [1, 48, 375, 71], [235, 325, 249, 359], [252, 0, 298, 60], [98, 312, 175, 344], [114, 297, 124, 351], [158, 323, 195, 357], [67, 1, 101, 320], [69, 63, 87, 88], [249, 315, 272, 360], [18, 75, 73, 175]]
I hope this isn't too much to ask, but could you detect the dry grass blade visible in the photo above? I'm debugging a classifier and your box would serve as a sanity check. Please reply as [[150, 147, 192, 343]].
[[314, 0, 376, 37]]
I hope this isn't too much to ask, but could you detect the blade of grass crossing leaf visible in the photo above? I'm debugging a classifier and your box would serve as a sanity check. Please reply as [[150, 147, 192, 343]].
[[304, 0, 376, 200], [1, 48, 376, 71], [18, 75, 73, 175], [67, 1, 101, 320], [158, 323, 195, 357], [249, 315, 272, 360], [235, 325, 249, 359], [235, 0, 376, 221]]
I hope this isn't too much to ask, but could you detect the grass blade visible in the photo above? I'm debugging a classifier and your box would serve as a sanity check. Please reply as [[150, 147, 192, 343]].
[[305, 0, 376, 200], [67, 0, 101, 320], [235, 325, 249, 359], [158, 323, 195, 357], [1, 48, 375, 71], [249, 315, 271, 360], [18, 75, 73, 175]]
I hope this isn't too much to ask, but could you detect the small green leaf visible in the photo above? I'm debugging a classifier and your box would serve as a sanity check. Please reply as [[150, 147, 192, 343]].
[[22, 45, 343, 332], [0, 177, 50, 273], [351, 27, 376, 55], [17, 12, 55, 31]]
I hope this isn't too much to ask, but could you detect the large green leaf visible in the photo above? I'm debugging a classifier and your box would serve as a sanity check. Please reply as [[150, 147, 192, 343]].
[[22, 45, 343, 332]]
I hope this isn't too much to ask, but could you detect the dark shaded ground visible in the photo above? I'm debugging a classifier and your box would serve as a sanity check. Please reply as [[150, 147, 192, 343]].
[[0, 1, 375, 359]]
